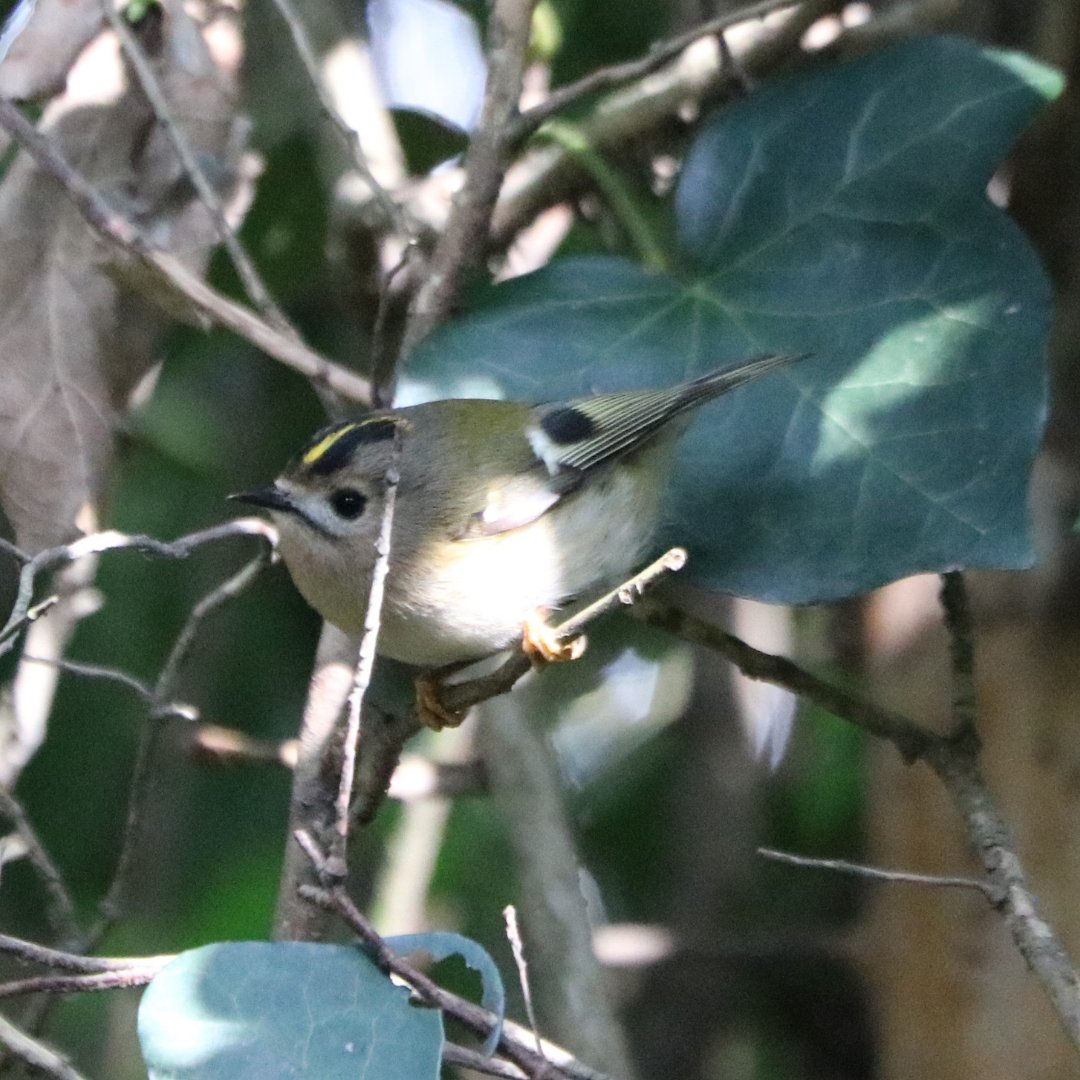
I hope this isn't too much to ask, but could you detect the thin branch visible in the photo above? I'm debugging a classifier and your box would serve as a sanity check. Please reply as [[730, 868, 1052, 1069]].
[[104, 3, 292, 330], [446, 547, 688, 715], [634, 595, 935, 762], [267, 0, 412, 240], [0, 538, 29, 565], [400, 0, 539, 354], [371, 247, 413, 409], [443, 1043, 527, 1080], [0, 98, 372, 406], [637, 596, 1080, 1051], [21, 655, 196, 721], [922, 740, 1080, 1048], [757, 846, 998, 899], [329, 424, 403, 876], [0, 791, 78, 944], [186, 724, 299, 768], [490, 0, 830, 251], [509, 0, 801, 142], [0, 519, 276, 656], [0, 963, 166, 1000], [296, 841, 609, 1080], [0, 1012, 89, 1080], [479, 703, 634, 1077], [939, 571, 977, 738], [504, 905, 544, 1058], [155, 543, 276, 704], [0, 934, 169, 974], [386, 755, 487, 801], [20, 523, 276, 936]]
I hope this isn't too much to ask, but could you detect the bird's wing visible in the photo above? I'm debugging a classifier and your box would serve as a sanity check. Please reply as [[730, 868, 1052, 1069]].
[[525, 352, 802, 477]]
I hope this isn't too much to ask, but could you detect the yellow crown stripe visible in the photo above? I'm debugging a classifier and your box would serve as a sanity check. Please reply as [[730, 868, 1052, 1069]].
[[302, 424, 359, 466]]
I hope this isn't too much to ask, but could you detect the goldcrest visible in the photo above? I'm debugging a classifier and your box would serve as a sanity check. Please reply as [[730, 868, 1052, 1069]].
[[232, 353, 800, 668]]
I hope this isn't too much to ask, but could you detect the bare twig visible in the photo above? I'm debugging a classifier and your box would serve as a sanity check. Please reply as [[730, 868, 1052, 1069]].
[[12, 523, 277, 937], [504, 905, 543, 1058], [0, 1012, 89, 1080], [21, 655, 196, 721], [509, 0, 800, 142], [637, 596, 1080, 1051], [387, 754, 487, 801], [0, 963, 167, 1000], [187, 724, 299, 768], [635, 595, 934, 761], [0, 791, 77, 944], [400, 0, 539, 354], [490, 0, 828, 250], [0, 520, 276, 656], [0, 538, 29, 565], [443, 547, 686, 716], [479, 702, 634, 1077], [296, 841, 610, 1080], [443, 1043, 527, 1079], [939, 571, 977, 738], [155, 543, 276, 704], [267, 0, 411, 239], [757, 846, 998, 899], [0, 98, 372, 406], [0, 934, 170, 974], [329, 425, 403, 876], [371, 247, 413, 408], [104, 3, 292, 330]]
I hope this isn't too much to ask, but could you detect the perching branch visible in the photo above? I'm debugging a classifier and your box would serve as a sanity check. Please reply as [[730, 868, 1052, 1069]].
[[351, 546, 688, 824]]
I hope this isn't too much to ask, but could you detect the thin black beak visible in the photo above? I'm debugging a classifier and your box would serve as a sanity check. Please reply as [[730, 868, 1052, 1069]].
[[229, 484, 295, 514]]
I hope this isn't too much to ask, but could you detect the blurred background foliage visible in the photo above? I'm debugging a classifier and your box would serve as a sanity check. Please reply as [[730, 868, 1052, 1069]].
[[0, 0, 1074, 1078]]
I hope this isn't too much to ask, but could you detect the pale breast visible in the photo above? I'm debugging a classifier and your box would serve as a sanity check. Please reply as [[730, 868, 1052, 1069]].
[[378, 449, 671, 665]]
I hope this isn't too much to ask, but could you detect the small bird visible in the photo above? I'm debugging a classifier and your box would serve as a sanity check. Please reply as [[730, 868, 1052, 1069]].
[[232, 353, 801, 722]]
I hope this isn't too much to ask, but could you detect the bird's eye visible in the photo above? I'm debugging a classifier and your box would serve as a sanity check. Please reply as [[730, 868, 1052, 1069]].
[[329, 488, 367, 520]]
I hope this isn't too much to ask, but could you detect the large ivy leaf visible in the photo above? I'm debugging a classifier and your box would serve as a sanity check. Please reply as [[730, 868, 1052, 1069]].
[[404, 37, 1059, 602], [138, 942, 443, 1080]]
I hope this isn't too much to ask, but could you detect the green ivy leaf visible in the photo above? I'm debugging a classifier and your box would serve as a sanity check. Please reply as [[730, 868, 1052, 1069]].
[[138, 942, 443, 1080], [406, 37, 1060, 602], [388, 931, 505, 1054]]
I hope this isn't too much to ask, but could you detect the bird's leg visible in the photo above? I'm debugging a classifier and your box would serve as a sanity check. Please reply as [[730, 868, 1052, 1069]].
[[522, 608, 587, 665], [416, 612, 588, 730], [415, 659, 473, 730]]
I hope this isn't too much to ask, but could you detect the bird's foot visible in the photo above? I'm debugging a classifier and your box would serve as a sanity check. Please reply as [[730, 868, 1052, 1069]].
[[522, 609, 586, 666]]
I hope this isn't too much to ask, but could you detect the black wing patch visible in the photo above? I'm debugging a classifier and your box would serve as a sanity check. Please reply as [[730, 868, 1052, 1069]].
[[538, 406, 598, 445]]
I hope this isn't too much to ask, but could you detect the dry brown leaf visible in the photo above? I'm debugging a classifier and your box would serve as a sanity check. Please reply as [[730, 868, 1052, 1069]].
[[0, 0, 104, 102], [0, 2, 247, 554]]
